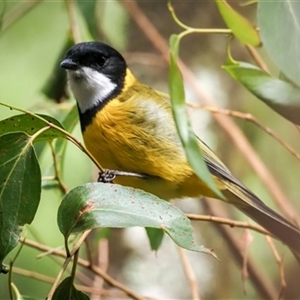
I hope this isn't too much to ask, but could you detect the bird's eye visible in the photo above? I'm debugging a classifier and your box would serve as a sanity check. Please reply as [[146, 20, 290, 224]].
[[96, 55, 107, 68]]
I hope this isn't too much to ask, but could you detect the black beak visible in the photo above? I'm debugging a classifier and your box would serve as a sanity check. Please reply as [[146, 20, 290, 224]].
[[60, 58, 79, 70]]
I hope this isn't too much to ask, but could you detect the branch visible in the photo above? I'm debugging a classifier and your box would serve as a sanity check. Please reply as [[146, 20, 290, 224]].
[[187, 213, 270, 236], [87, 236, 109, 300], [19, 238, 145, 300], [265, 236, 286, 298], [202, 200, 279, 299], [1, 0, 41, 34], [46, 230, 91, 300], [12, 266, 130, 298], [245, 45, 270, 74], [65, 0, 81, 43], [177, 247, 200, 300], [190, 105, 300, 163]]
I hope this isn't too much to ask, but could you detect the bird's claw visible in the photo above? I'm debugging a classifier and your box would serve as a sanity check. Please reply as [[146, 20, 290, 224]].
[[97, 169, 116, 183]]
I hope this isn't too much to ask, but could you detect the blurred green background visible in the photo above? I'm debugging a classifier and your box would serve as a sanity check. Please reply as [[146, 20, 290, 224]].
[[1, 1, 300, 299]]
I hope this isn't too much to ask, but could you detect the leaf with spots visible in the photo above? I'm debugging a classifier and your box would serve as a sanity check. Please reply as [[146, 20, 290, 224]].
[[0, 114, 65, 142], [0, 132, 41, 272], [57, 183, 217, 258]]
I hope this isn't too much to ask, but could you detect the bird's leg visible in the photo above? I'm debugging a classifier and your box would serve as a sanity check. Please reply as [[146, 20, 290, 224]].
[[98, 169, 150, 183]]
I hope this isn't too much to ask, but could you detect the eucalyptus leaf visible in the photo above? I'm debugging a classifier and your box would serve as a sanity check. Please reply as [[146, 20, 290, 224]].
[[96, 1, 129, 49], [0, 132, 41, 270], [57, 183, 216, 258], [145, 227, 164, 251], [76, 0, 97, 39], [223, 61, 300, 124], [216, 0, 260, 46], [42, 36, 75, 102], [0, 114, 65, 142], [168, 35, 223, 199], [258, 0, 300, 87]]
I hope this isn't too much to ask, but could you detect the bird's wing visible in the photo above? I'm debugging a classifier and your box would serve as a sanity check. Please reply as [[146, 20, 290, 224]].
[[197, 136, 300, 258]]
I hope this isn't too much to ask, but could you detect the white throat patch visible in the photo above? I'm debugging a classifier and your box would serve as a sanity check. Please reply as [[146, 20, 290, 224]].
[[67, 67, 117, 113]]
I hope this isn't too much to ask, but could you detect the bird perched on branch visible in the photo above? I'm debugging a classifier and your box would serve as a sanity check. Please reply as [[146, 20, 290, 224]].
[[61, 41, 300, 260]]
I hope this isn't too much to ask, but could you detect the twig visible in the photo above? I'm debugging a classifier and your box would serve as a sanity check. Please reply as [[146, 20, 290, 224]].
[[11, 267, 130, 298], [239, 229, 253, 295], [202, 200, 279, 299], [167, 1, 231, 40], [0, 0, 42, 34], [187, 214, 270, 236], [46, 230, 91, 300], [177, 247, 200, 300], [8, 240, 25, 300], [70, 249, 79, 286], [265, 236, 286, 299], [36, 244, 65, 259], [90, 237, 110, 300], [50, 142, 68, 194], [0, 102, 105, 172], [190, 105, 300, 163], [120, 0, 300, 225], [12, 266, 55, 284], [246, 45, 270, 74], [65, 0, 81, 43], [124, 52, 165, 68], [19, 238, 145, 300]]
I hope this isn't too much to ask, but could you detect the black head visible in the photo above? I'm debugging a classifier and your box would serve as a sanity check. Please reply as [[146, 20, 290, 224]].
[[60, 41, 127, 84], [60, 42, 129, 130]]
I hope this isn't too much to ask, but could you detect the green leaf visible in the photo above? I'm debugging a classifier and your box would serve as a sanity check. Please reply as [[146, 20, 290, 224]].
[[75, 0, 97, 39], [216, 0, 261, 46], [0, 132, 41, 269], [168, 36, 223, 199], [169, 34, 180, 58], [57, 183, 217, 258], [258, 1, 300, 87], [223, 61, 300, 124], [42, 36, 75, 102], [93, 227, 111, 242], [53, 104, 79, 175], [96, 1, 129, 49], [53, 277, 89, 300], [0, 2, 6, 31], [55, 104, 78, 154], [145, 227, 164, 251], [0, 114, 65, 142], [10, 282, 39, 300]]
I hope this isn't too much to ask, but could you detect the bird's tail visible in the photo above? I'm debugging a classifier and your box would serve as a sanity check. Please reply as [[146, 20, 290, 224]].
[[223, 182, 300, 261]]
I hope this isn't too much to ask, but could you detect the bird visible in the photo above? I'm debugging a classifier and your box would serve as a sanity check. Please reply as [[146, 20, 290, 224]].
[[60, 41, 300, 260]]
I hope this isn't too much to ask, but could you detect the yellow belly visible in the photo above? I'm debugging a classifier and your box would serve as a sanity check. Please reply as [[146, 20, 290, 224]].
[[83, 118, 219, 199], [82, 82, 222, 200]]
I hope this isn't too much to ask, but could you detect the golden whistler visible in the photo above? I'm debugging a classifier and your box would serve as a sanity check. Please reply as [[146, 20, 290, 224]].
[[61, 41, 300, 260]]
